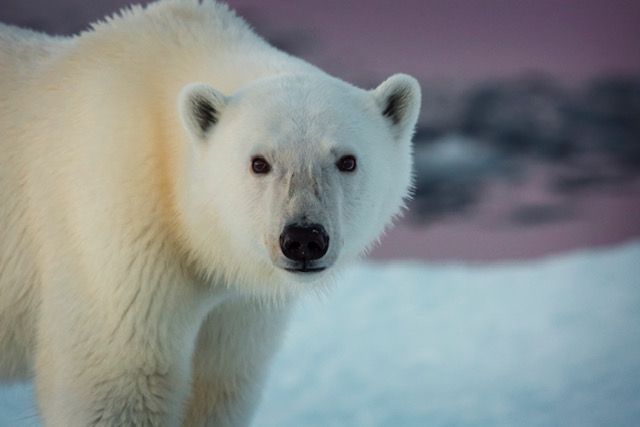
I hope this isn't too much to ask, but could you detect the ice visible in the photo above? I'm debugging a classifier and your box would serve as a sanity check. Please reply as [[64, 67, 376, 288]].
[[256, 242, 640, 427], [2, 242, 639, 426]]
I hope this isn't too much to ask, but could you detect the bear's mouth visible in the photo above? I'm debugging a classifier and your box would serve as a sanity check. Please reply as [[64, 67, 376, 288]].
[[284, 266, 326, 274]]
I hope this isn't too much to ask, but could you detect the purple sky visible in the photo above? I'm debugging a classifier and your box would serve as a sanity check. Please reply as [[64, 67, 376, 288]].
[[228, 0, 640, 83], [221, 0, 640, 261], [370, 171, 640, 262], [2, 0, 639, 261], [3, 0, 639, 82]]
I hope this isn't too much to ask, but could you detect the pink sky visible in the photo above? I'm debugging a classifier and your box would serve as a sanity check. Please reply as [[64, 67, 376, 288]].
[[370, 174, 640, 262], [224, 0, 640, 261], [3, 0, 639, 81], [228, 0, 640, 83], [3, 0, 639, 262]]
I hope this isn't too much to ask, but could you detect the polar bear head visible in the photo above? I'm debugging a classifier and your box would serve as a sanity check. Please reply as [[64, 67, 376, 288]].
[[177, 73, 420, 295]]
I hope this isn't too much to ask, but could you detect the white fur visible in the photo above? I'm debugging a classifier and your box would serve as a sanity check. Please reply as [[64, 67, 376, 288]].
[[0, 1, 420, 425]]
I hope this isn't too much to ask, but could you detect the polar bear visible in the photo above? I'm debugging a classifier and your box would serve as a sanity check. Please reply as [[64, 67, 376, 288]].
[[0, 1, 420, 425]]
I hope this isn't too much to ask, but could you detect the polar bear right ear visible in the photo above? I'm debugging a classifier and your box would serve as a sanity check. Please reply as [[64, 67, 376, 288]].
[[179, 83, 228, 140], [372, 74, 422, 141]]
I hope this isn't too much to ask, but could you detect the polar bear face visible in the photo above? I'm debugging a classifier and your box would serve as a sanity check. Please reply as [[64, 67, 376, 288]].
[[178, 74, 420, 294]]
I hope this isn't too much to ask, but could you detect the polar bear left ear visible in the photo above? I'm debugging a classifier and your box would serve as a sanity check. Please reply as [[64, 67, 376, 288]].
[[372, 74, 422, 141], [179, 83, 228, 140]]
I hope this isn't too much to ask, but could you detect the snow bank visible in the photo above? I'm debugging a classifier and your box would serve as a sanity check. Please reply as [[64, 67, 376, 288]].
[[255, 242, 640, 427], [2, 242, 639, 426]]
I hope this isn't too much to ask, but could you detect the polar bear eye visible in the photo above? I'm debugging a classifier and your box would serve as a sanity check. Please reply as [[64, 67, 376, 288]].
[[336, 155, 357, 173], [251, 156, 271, 175]]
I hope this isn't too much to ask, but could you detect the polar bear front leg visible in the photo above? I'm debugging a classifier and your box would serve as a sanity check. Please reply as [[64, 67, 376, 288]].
[[34, 279, 212, 427], [183, 299, 292, 427]]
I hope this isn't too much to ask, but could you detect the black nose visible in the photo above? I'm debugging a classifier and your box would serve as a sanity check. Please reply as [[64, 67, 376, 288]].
[[279, 224, 329, 262]]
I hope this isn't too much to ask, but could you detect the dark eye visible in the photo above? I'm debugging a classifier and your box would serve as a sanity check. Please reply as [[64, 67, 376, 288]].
[[336, 155, 357, 172], [251, 156, 271, 174]]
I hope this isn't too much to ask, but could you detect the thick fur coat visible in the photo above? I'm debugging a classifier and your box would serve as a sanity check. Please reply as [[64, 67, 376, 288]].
[[0, 1, 421, 425]]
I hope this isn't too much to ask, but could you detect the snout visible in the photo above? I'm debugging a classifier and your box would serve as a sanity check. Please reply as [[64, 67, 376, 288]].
[[279, 223, 329, 272]]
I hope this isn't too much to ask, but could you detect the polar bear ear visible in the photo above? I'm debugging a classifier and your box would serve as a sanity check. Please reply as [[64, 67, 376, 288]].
[[179, 83, 228, 140], [372, 74, 422, 141]]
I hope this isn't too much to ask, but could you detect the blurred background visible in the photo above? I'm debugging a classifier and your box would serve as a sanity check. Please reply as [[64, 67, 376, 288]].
[[1, 1, 639, 426], [3, 0, 640, 261]]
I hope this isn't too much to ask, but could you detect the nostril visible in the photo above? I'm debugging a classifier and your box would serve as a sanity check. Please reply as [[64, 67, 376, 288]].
[[285, 241, 300, 251]]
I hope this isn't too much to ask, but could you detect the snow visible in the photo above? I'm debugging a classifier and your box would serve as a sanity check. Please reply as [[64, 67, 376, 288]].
[[2, 242, 639, 426]]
